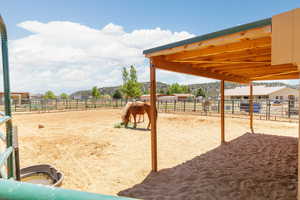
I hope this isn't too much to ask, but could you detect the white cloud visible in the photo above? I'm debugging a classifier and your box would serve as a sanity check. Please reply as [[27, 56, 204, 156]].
[[5, 20, 214, 94]]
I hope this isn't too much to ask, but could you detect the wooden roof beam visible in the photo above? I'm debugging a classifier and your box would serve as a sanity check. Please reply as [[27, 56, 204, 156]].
[[209, 63, 295, 73], [207, 63, 268, 72], [251, 72, 300, 80], [251, 70, 299, 79], [203, 53, 270, 62], [181, 54, 271, 64], [161, 58, 268, 70], [183, 46, 270, 62], [164, 37, 271, 61], [240, 68, 297, 75], [190, 62, 243, 68], [217, 65, 295, 74], [151, 58, 250, 83], [172, 60, 269, 64]]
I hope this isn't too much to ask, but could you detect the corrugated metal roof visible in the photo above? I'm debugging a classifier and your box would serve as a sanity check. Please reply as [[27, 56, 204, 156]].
[[225, 86, 286, 96]]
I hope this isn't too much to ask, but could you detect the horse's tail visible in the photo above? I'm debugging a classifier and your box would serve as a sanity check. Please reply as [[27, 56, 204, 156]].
[[122, 102, 132, 123]]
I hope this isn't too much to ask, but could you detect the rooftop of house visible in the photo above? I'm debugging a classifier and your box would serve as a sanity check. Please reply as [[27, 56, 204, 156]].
[[225, 86, 287, 96]]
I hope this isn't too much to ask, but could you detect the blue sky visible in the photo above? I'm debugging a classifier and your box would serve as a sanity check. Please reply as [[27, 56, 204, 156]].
[[4, 0, 299, 39], [1, 0, 299, 93]]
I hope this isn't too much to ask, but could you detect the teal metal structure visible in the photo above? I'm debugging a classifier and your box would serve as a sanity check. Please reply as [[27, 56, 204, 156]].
[[0, 15, 14, 179], [0, 179, 133, 200]]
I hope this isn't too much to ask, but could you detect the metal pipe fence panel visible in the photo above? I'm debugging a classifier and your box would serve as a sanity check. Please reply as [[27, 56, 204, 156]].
[[4, 98, 299, 122]]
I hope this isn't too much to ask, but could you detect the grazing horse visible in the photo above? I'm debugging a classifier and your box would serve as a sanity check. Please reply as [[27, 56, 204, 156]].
[[122, 101, 152, 129]]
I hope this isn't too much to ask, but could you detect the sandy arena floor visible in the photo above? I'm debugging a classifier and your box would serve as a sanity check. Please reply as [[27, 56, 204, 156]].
[[9, 109, 298, 199]]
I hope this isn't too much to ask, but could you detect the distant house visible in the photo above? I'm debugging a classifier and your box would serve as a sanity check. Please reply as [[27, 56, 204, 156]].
[[173, 93, 195, 101], [140, 93, 195, 102], [73, 95, 82, 100], [225, 86, 298, 101], [0, 92, 30, 105], [72, 95, 92, 100], [30, 93, 43, 100], [140, 94, 172, 102]]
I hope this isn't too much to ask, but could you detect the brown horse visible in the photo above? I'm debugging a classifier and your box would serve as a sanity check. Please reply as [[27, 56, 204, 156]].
[[122, 101, 152, 129]]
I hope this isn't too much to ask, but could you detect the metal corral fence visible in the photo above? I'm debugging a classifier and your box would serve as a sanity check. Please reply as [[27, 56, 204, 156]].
[[4, 99, 127, 112], [2, 98, 299, 122], [155, 99, 299, 122]]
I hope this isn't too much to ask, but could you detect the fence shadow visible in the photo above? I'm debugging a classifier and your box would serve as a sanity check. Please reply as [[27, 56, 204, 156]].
[[118, 133, 298, 200]]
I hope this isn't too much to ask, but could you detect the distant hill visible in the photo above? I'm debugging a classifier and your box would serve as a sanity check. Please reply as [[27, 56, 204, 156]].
[[70, 81, 296, 98], [70, 82, 168, 97]]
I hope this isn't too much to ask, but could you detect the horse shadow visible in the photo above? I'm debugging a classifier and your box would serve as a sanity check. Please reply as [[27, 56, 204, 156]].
[[118, 132, 298, 200], [125, 126, 150, 132]]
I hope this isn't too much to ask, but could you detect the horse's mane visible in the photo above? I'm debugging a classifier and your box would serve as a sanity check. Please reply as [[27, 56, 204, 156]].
[[122, 102, 132, 122]]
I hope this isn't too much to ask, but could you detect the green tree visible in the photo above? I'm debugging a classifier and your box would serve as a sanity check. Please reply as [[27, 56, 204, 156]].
[[143, 89, 149, 95], [92, 86, 100, 99], [112, 89, 122, 99], [181, 85, 190, 93], [121, 65, 142, 99], [60, 93, 69, 99], [195, 88, 206, 97], [158, 88, 166, 94], [168, 83, 183, 94], [44, 90, 56, 99]]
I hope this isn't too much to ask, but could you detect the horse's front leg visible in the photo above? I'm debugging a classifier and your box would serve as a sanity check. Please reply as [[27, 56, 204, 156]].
[[133, 114, 137, 128]]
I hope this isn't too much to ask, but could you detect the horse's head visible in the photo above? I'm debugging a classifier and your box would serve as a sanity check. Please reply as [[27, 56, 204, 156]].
[[121, 102, 132, 127], [122, 112, 129, 122]]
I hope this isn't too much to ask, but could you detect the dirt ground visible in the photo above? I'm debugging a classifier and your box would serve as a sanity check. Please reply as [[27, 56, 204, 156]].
[[9, 109, 298, 199]]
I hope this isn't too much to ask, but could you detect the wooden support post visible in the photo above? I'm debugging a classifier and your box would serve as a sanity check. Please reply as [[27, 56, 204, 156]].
[[298, 68, 300, 200], [249, 82, 254, 133], [220, 80, 225, 144], [150, 61, 158, 172]]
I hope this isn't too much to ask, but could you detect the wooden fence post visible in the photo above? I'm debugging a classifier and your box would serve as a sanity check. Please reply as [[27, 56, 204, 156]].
[[165, 101, 167, 112], [288, 100, 291, 118], [29, 99, 31, 112], [268, 100, 271, 120], [174, 100, 176, 112]]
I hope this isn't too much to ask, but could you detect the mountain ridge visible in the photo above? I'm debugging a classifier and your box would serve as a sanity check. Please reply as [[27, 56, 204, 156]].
[[70, 81, 297, 98]]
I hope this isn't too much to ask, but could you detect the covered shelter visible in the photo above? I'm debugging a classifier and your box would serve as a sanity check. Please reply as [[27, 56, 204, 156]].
[[143, 8, 300, 196]]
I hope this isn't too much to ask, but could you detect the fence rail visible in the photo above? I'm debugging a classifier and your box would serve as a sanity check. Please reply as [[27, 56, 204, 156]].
[[4, 98, 299, 122]]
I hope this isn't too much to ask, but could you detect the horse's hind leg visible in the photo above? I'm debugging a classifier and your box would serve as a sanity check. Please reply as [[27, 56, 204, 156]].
[[146, 110, 151, 129]]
